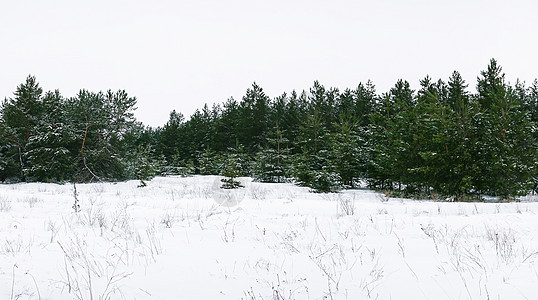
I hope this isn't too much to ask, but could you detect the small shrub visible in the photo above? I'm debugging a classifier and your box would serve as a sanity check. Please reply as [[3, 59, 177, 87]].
[[160, 211, 177, 228], [23, 196, 41, 208], [337, 194, 355, 216], [0, 197, 11, 212]]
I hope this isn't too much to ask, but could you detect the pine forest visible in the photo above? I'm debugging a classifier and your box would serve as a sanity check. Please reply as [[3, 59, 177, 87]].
[[1, 59, 537, 200]]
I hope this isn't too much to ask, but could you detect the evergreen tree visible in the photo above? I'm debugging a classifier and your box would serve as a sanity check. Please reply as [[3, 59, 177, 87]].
[[390, 80, 417, 193], [0, 75, 43, 181], [281, 90, 308, 153], [158, 110, 185, 161], [527, 80, 538, 125], [198, 147, 220, 175], [25, 90, 74, 182], [213, 98, 240, 152], [308, 148, 341, 193], [0, 122, 17, 181], [366, 92, 396, 190], [291, 109, 340, 192], [330, 116, 363, 188], [221, 141, 246, 189], [253, 123, 289, 183], [65, 89, 137, 181], [474, 59, 535, 198], [309, 81, 339, 132], [367, 80, 415, 192], [238, 83, 270, 153], [411, 77, 451, 196], [132, 144, 158, 187], [354, 81, 377, 127], [526, 80, 538, 190], [444, 71, 477, 199], [291, 112, 325, 186], [170, 153, 195, 177]]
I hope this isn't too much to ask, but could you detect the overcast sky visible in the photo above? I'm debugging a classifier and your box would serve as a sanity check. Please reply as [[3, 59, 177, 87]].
[[1, 0, 537, 127]]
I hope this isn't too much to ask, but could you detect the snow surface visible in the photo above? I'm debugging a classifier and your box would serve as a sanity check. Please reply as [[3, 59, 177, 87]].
[[1, 176, 538, 299]]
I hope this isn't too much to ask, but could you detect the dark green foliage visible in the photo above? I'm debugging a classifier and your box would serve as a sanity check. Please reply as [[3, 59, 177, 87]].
[[198, 147, 221, 175], [367, 80, 416, 191], [308, 150, 341, 193], [133, 145, 158, 182], [330, 117, 363, 188], [523, 80, 538, 189], [253, 124, 289, 183], [2, 61, 537, 200], [220, 142, 246, 189], [0, 75, 43, 181], [472, 59, 535, 197], [1, 76, 138, 182], [25, 90, 73, 182], [158, 110, 185, 160], [442, 72, 476, 199], [289, 96, 342, 193], [238, 83, 271, 153], [363, 63, 536, 199], [66, 89, 137, 181]]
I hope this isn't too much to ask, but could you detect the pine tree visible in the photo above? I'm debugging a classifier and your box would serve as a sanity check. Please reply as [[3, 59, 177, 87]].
[[0, 75, 44, 181], [309, 148, 341, 193], [367, 80, 415, 193], [65, 89, 137, 181], [309, 81, 339, 132], [411, 76, 455, 197], [165, 150, 195, 177], [133, 145, 158, 187], [238, 83, 270, 153], [281, 90, 308, 153], [253, 123, 289, 183], [213, 98, 240, 152], [525, 80, 538, 191], [25, 90, 74, 182], [158, 110, 185, 161], [330, 116, 362, 188], [366, 92, 396, 190], [291, 109, 340, 192], [390, 80, 417, 193], [444, 71, 476, 199], [292, 112, 324, 187], [0, 122, 17, 181], [474, 59, 535, 198], [221, 141, 246, 189], [198, 147, 220, 175]]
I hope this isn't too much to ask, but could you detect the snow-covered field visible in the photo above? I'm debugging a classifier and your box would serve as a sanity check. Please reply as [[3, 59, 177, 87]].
[[1, 176, 538, 299]]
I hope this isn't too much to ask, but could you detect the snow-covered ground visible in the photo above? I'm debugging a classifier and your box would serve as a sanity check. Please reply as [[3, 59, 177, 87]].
[[1, 176, 538, 299]]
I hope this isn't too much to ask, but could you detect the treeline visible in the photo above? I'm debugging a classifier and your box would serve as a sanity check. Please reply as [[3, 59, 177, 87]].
[[1, 59, 537, 199]]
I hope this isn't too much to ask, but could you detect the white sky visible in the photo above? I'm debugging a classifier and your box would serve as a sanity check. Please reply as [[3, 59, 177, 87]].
[[1, 0, 537, 127]]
